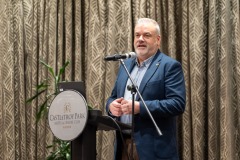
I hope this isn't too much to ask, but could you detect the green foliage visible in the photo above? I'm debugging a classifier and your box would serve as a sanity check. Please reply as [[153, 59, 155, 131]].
[[26, 60, 70, 122], [26, 60, 70, 160], [46, 139, 71, 160]]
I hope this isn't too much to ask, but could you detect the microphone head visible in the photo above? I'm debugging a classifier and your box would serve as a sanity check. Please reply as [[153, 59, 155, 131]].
[[103, 52, 137, 61], [128, 52, 137, 58]]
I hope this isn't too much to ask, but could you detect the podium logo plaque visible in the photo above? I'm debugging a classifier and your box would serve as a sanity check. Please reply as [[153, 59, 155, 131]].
[[48, 90, 88, 141]]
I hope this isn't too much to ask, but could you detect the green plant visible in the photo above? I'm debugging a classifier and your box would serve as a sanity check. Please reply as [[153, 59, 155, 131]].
[[46, 139, 71, 160], [26, 60, 71, 160]]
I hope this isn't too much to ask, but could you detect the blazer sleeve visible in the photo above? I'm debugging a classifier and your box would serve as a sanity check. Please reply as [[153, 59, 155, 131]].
[[105, 66, 122, 116]]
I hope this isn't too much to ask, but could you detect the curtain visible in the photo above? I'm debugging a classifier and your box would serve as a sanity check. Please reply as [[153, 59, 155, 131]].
[[0, 0, 239, 160]]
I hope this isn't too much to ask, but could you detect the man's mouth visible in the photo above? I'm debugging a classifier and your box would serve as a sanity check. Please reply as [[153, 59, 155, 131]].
[[137, 44, 146, 48]]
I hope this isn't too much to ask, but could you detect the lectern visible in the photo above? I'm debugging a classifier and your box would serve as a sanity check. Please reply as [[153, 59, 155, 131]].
[[56, 82, 131, 160]]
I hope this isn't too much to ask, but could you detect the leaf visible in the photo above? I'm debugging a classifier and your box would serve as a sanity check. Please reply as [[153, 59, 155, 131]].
[[36, 99, 48, 122], [46, 145, 54, 149], [66, 153, 71, 160], [37, 80, 50, 90], [57, 61, 70, 83], [40, 60, 55, 78], [26, 89, 46, 103]]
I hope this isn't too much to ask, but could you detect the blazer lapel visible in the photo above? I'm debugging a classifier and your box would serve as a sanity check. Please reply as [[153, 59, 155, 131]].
[[137, 51, 163, 100]]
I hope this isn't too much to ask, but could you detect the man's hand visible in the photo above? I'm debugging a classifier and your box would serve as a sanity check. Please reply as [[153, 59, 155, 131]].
[[121, 99, 140, 115], [109, 97, 124, 117]]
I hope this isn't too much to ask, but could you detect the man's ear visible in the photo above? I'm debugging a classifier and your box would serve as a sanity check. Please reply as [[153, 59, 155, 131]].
[[157, 35, 161, 47]]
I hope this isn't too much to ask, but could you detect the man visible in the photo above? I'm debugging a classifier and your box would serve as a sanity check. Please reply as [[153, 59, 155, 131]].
[[106, 18, 186, 160]]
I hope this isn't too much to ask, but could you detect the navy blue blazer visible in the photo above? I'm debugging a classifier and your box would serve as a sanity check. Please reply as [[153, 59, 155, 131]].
[[106, 50, 186, 159]]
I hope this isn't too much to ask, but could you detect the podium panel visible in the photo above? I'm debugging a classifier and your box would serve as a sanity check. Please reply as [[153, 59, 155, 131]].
[[72, 110, 131, 160]]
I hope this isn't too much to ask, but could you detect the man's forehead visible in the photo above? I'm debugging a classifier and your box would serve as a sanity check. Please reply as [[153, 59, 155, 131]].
[[135, 23, 155, 33]]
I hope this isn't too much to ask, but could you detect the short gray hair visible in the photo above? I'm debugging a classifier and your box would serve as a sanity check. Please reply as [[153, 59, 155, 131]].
[[136, 18, 160, 35]]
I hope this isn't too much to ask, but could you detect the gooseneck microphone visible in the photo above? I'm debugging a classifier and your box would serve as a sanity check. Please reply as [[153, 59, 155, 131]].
[[104, 52, 136, 61]]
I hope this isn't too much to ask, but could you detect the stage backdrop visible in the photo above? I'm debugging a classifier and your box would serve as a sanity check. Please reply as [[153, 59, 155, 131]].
[[0, 0, 239, 160]]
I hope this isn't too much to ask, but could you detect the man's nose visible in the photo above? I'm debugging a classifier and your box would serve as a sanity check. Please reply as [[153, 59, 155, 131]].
[[139, 35, 144, 41]]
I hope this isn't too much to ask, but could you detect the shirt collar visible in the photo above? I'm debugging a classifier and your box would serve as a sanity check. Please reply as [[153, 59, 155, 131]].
[[135, 54, 155, 68]]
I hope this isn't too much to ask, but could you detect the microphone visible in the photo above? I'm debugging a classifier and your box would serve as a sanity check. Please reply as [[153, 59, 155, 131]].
[[104, 52, 136, 61]]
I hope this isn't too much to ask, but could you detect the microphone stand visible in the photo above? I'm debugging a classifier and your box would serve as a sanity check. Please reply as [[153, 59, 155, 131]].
[[127, 84, 136, 160], [119, 59, 162, 160]]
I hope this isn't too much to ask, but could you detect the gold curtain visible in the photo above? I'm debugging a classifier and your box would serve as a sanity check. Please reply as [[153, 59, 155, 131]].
[[0, 0, 239, 160]]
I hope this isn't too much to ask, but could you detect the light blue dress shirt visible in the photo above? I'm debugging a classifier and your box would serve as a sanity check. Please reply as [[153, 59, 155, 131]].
[[120, 55, 154, 125]]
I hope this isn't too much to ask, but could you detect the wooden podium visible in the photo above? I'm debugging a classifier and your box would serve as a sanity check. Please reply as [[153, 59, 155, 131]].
[[71, 109, 131, 160]]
